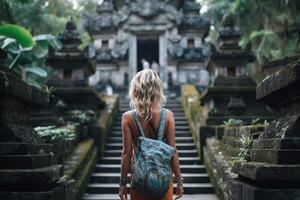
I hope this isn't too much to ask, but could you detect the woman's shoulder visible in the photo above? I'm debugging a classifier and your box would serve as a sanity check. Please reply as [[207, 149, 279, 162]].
[[162, 107, 174, 119], [121, 110, 135, 122]]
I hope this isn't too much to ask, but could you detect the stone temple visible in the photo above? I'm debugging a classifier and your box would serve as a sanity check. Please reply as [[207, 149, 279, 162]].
[[84, 0, 211, 88]]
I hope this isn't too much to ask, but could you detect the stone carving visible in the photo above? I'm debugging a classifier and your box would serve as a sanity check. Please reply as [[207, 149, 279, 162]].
[[183, 48, 205, 61], [84, 0, 182, 34], [180, 0, 210, 30], [231, 57, 300, 200], [59, 18, 81, 42], [0, 68, 48, 144], [168, 32, 183, 58], [112, 31, 129, 59], [96, 49, 113, 62]]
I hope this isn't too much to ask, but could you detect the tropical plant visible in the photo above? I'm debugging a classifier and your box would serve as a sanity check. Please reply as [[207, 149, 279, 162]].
[[223, 118, 244, 127], [34, 124, 77, 142], [70, 110, 96, 125], [0, 24, 62, 88], [231, 135, 253, 162]]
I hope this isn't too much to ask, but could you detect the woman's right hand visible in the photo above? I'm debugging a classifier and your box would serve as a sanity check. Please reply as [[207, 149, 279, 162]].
[[119, 186, 128, 200], [175, 185, 184, 199]]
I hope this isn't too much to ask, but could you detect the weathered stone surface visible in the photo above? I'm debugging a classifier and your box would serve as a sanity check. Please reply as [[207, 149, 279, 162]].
[[233, 162, 300, 181], [0, 180, 74, 200], [259, 114, 300, 139], [0, 154, 55, 169], [229, 179, 300, 200], [0, 165, 62, 184], [252, 138, 300, 149], [52, 87, 105, 111], [256, 58, 300, 114], [250, 149, 300, 164], [230, 57, 300, 199], [0, 68, 49, 144], [0, 68, 49, 107], [0, 143, 52, 155]]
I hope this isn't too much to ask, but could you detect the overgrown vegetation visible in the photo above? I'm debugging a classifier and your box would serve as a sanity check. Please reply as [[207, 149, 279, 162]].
[[0, 24, 61, 88], [202, 0, 300, 62], [70, 110, 96, 125], [35, 124, 77, 142], [223, 118, 244, 127], [231, 135, 253, 162], [0, 0, 98, 47]]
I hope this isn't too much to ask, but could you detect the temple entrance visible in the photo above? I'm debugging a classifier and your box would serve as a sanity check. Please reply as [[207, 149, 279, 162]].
[[137, 38, 159, 72]]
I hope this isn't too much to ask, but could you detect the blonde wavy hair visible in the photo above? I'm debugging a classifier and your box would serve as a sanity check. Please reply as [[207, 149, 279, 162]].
[[129, 69, 166, 121]]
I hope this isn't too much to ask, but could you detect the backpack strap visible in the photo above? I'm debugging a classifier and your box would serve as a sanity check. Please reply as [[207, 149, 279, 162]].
[[131, 111, 145, 137], [157, 108, 167, 141]]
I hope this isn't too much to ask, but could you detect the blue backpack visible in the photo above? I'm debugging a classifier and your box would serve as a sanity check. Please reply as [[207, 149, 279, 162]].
[[131, 108, 174, 197]]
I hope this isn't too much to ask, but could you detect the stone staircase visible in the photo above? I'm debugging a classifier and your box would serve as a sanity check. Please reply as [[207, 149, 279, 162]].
[[82, 99, 217, 200]]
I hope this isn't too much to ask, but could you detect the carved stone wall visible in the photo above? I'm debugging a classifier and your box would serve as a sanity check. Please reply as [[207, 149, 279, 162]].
[[84, 0, 210, 87]]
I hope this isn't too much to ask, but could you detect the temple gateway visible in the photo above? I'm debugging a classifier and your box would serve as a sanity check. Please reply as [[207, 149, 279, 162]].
[[84, 0, 210, 87]]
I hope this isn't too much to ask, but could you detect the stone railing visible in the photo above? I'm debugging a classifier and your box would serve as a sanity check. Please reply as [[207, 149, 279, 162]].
[[181, 84, 209, 157], [203, 124, 267, 200], [0, 67, 73, 200]]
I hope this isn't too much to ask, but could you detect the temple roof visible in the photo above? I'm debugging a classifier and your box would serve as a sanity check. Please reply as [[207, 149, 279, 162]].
[[206, 12, 254, 69], [83, 0, 210, 34], [47, 19, 94, 74]]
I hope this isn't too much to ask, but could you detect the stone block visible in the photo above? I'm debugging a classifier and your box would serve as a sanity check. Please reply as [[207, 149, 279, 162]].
[[0, 179, 74, 200], [0, 154, 54, 169], [250, 149, 300, 164], [252, 138, 300, 149], [0, 165, 62, 184], [233, 162, 300, 181], [0, 143, 53, 155], [230, 179, 300, 200]]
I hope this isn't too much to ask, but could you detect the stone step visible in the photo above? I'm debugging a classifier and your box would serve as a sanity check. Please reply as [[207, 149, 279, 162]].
[[100, 156, 201, 165], [82, 100, 215, 198], [105, 143, 196, 150], [107, 136, 194, 143], [82, 194, 219, 200], [89, 173, 210, 183], [116, 113, 186, 117], [115, 116, 188, 121], [86, 183, 214, 194], [113, 120, 189, 126], [103, 150, 198, 157], [118, 108, 184, 113], [112, 126, 190, 131], [110, 130, 191, 137], [94, 164, 207, 173]]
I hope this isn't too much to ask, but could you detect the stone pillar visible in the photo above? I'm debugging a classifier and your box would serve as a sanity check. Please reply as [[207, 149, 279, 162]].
[[0, 66, 73, 200], [159, 33, 168, 92], [230, 58, 300, 200], [129, 34, 137, 79]]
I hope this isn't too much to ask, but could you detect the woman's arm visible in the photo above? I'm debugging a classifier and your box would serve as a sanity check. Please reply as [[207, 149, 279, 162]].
[[166, 111, 182, 178], [120, 112, 133, 177], [166, 110, 184, 199], [119, 112, 133, 200]]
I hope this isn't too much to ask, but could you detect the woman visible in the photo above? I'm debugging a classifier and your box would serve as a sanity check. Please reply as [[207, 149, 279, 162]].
[[119, 69, 184, 200]]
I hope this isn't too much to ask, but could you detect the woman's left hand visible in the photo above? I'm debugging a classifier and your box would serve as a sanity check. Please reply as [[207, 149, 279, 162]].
[[175, 185, 184, 199], [118, 186, 128, 200]]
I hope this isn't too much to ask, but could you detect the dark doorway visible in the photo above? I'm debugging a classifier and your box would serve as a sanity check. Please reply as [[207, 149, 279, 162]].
[[137, 38, 159, 72]]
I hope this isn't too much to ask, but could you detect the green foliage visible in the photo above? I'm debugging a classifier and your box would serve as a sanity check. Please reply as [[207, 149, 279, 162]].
[[223, 118, 244, 127], [0, 24, 35, 48], [70, 110, 96, 125], [0, 24, 61, 88], [202, 0, 300, 63], [35, 124, 77, 142], [231, 135, 253, 162]]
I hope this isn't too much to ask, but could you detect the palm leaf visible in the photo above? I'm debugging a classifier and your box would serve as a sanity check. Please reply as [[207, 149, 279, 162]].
[[0, 24, 35, 49]]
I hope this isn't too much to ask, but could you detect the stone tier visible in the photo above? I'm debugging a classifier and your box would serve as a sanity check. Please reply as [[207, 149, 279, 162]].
[[52, 87, 105, 111], [202, 85, 272, 124], [230, 57, 300, 199]]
